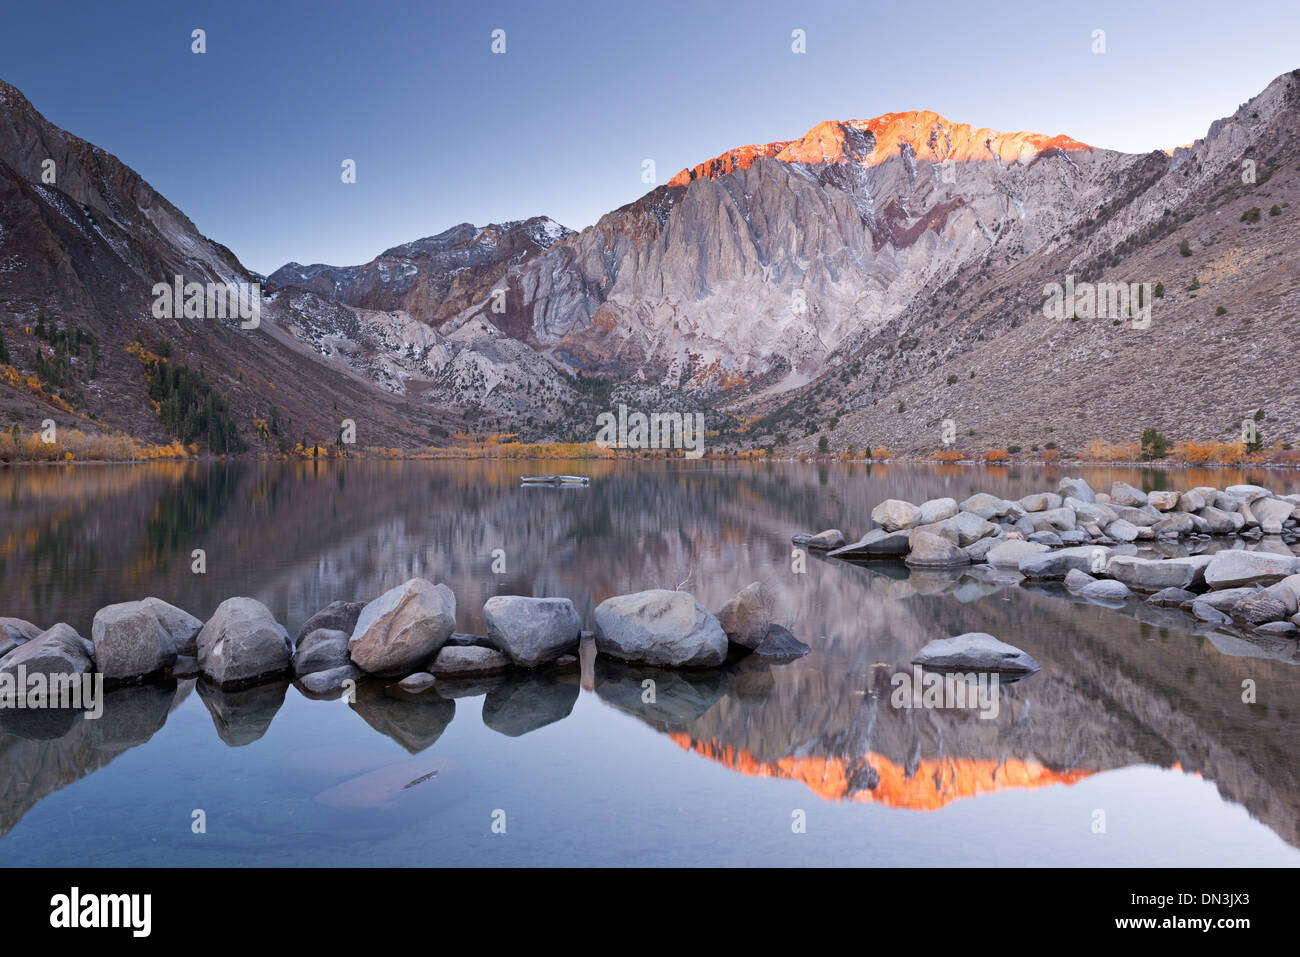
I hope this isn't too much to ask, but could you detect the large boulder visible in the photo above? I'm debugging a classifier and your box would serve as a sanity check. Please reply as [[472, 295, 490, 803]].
[[1254, 498, 1295, 535], [912, 633, 1039, 675], [1198, 506, 1242, 535], [918, 497, 959, 524], [1019, 546, 1112, 579], [483, 595, 581, 668], [1151, 512, 1195, 537], [1105, 519, 1140, 543], [593, 590, 727, 668], [140, 598, 204, 656], [871, 500, 921, 531], [987, 540, 1048, 569], [297, 600, 366, 644], [716, 582, 774, 649], [1147, 490, 1180, 511], [0, 623, 93, 680], [0, 618, 40, 660], [1018, 492, 1062, 513], [800, 529, 845, 550], [91, 601, 177, 681], [1037, 507, 1077, 531], [1204, 551, 1300, 589], [958, 493, 1011, 520], [828, 529, 911, 558], [293, 628, 351, 676], [1109, 482, 1148, 507], [1226, 484, 1272, 504], [1105, 555, 1213, 591], [1078, 579, 1131, 602], [943, 511, 999, 546], [1058, 477, 1095, 503], [904, 531, 970, 568], [349, 579, 456, 676], [196, 598, 293, 687]]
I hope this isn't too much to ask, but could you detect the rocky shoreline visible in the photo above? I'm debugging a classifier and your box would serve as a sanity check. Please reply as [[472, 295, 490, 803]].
[[798, 477, 1300, 643], [0, 580, 811, 701]]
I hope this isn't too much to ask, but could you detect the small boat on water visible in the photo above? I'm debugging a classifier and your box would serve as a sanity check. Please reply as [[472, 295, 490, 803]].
[[521, 474, 590, 486]]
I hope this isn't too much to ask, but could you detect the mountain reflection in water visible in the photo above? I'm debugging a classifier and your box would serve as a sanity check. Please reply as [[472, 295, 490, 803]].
[[2, 459, 1299, 865]]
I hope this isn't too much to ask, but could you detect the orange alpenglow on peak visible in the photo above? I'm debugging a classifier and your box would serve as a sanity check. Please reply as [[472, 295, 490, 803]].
[[670, 734, 1094, 810], [667, 110, 1094, 186]]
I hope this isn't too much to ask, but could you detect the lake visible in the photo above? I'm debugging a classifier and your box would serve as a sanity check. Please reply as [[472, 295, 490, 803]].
[[2, 458, 1300, 866]]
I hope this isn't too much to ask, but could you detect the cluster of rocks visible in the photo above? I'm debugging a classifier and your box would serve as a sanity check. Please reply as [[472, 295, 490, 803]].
[[0, 579, 810, 697], [795, 477, 1300, 638]]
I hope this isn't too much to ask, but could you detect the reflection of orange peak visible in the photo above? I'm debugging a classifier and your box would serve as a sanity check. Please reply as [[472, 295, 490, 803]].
[[671, 734, 1094, 811], [668, 110, 1094, 187]]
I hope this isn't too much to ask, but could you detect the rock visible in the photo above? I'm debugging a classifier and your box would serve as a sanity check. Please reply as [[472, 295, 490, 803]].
[[1273, 574, 1300, 607], [1191, 601, 1231, 624], [1064, 569, 1097, 591], [905, 531, 970, 568], [593, 590, 728, 667], [1147, 490, 1180, 511], [1255, 621, 1299, 637], [196, 598, 293, 688], [1110, 504, 1161, 527], [803, 529, 845, 550], [963, 537, 1003, 562], [1198, 506, 1241, 534], [1105, 554, 1213, 591], [943, 511, 999, 545], [91, 601, 177, 681], [169, 655, 200, 679], [1059, 530, 1090, 545], [1204, 551, 1300, 589], [482, 675, 578, 737], [1105, 519, 1140, 542], [1232, 591, 1290, 625], [918, 497, 959, 524], [444, 633, 492, 648], [1036, 507, 1077, 532], [1109, 482, 1148, 507], [349, 579, 456, 676], [716, 582, 774, 648], [1019, 545, 1111, 579], [1069, 499, 1118, 526], [430, 645, 513, 677], [293, 628, 351, 676], [1079, 579, 1131, 602], [1254, 498, 1294, 535], [959, 493, 1011, 520], [297, 600, 366, 644], [0, 617, 41, 660], [987, 540, 1049, 569], [0, 623, 93, 681], [397, 672, 436, 693], [1147, 587, 1196, 606], [140, 598, 204, 656], [1226, 484, 1272, 504], [912, 632, 1040, 675], [1186, 587, 1256, 612], [1176, 489, 1208, 512], [1028, 530, 1064, 547], [298, 663, 361, 695], [871, 500, 921, 531], [1018, 492, 1062, 513], [752, 623, 811, 660], [1058, 477, 1095, 503], [1152, 512, 1195, 537], [828, 529, 911, 558], [482, 595, 581, 668]]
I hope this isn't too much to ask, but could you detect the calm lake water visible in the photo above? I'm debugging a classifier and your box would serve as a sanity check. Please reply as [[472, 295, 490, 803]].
[[2, 458, 1300, 867]]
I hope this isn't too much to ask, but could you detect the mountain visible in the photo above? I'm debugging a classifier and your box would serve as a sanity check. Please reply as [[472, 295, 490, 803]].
[[4, 69, 1299, 453], [0, 78, 456, 452]]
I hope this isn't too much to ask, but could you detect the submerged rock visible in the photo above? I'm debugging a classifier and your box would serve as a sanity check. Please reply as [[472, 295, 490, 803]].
[[1204, 551, 1300, 589], [716, 582, 774, 648], [828, 529, 911, 558], [751, 623, 811, 660], [430, 645, 513, 677], [298, 663, 361, 696]]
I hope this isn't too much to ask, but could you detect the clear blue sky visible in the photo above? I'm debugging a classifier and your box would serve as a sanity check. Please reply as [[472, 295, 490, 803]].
[[2, 0, 1297, 274]]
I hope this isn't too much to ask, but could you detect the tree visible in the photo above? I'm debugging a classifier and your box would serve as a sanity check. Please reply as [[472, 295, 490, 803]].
[[1141, 427, 1169, 460], [0, 327, 8, 365], [817, 435, 829, 453]]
